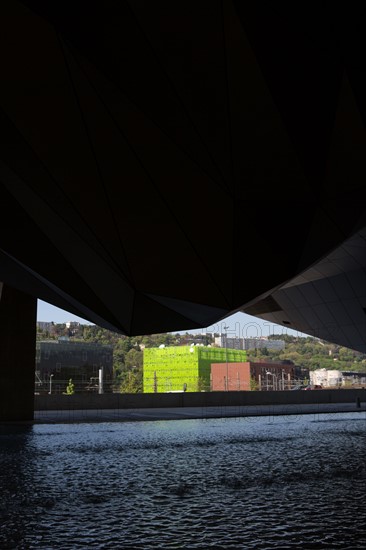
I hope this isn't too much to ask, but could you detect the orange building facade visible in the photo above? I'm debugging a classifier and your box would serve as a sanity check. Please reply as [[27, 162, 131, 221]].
[[211, 361, 299, 391]]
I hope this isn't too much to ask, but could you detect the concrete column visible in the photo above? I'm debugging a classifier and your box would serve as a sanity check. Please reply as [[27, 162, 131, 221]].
[[0, 283, 37, 421]]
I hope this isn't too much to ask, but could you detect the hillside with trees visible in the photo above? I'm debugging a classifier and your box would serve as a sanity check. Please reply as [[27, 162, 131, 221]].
[[250, 334, 366, 372], [36, 324, 366, 392]]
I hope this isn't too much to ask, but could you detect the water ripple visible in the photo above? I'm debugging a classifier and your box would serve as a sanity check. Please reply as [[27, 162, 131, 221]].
[[0, 412, 365, 549]]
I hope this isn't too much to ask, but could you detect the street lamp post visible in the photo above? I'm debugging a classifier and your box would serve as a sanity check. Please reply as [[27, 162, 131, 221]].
[[49, 374, 54, 395], [223, 325, 229, 391], [266, 371, 277, 391]]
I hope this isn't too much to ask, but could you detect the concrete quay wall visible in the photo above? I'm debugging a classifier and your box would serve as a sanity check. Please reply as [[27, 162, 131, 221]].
[[35, 389, 366, 411]]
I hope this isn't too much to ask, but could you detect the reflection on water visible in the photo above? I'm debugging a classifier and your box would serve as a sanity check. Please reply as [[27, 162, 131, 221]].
[[1, 413, 365, 549]]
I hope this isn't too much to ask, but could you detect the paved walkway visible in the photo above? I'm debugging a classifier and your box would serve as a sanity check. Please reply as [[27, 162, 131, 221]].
[[33, 401, 366, 423]]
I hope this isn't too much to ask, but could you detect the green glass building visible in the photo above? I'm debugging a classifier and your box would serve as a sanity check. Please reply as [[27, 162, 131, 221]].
[[143, 346, 247, 393], [35, 339, 113, 393]]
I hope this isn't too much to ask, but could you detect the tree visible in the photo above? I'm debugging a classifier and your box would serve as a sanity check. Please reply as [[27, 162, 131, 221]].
[[117, 338, 133, 354], [111, 349, 124, 389], [65, 379, 75, 395], [197, 376, 209, 392], [125, 348, 143, 369], [120, 369, 142, 393]]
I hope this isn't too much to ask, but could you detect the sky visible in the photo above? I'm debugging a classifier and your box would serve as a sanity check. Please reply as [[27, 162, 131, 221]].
[[37, 300, 308, 338]]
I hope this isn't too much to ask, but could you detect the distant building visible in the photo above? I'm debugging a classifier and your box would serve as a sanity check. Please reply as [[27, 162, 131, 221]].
[[143, 346, 247, 393], [65, 321, 81, 329], [341, 371, 366, 387], [310, 369, 342, 387], [214, 336, 285, 351], [248, 361, 301, 390], [310, 368, 366, 387], [211, 362, 251, 391], [243, 338, 285, 351], [143, 347, 306, 392], [294, 365, 310, 383], [35, 340, 113, 393], [37, 321, 54, 333], [211, 360, 304, 391]]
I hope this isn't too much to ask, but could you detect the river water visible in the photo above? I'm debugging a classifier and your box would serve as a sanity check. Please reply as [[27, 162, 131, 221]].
[[0, 412, 365, 549]]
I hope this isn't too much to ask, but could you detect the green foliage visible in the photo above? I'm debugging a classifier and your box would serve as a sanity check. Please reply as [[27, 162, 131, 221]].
[[197, 376, 209, 392], [65, 379, 75, 395], [125, 348, 143, 369], [250, 377, 259, 390], [119, 369, 142, 393]]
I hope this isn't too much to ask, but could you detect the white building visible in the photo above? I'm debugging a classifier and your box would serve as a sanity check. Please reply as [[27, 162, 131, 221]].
[[310, 368, 366, 387], [65, 321, 81, 329], [310, 369, 342, 387], [37, 321, 54, 332], [214, 336, 285, 351]]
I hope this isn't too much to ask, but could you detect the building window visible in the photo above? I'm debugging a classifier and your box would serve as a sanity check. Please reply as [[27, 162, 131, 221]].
[[82, 351, 87, 362], [56, 363, 61, 373]]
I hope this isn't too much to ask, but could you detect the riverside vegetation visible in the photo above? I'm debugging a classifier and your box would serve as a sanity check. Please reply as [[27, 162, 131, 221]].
[[36, 324, 366, 393]]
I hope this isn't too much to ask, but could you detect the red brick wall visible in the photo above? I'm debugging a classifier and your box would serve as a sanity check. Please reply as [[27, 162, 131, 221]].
[[211, 361, 296, 391], [211, 362, 251, 391]]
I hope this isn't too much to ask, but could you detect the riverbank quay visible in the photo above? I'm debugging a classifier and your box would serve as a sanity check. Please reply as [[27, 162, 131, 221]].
[[30, 388, 366, 423], [32, 401, 366, 424]]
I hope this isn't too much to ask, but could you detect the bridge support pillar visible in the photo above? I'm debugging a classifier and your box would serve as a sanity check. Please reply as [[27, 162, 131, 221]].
[[0, 283, 37, 421]]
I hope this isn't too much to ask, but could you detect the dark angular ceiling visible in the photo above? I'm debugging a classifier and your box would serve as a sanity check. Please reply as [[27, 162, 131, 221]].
[[0, 1, 365, 348]]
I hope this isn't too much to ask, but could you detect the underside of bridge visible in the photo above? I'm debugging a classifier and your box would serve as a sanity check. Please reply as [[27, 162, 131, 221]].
[[0, 1, 365, 420]]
